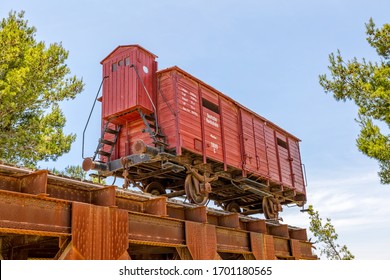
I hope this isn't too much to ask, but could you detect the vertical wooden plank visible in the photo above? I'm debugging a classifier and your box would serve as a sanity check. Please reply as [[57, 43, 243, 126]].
[[157, 70, 179, 152], [174, 72, 182, 156], [238, 109, 247, 177], [218, 96, 228, 171], [264, 125, 279, 181], [240, 110, 257, 173], [201, 86, 224, 163], [274, 130, 283, 183], [253, 118, 269, 177], [175, 73, 202, 155], [220, 97, 241, 169], [198, 84, 207, 163]]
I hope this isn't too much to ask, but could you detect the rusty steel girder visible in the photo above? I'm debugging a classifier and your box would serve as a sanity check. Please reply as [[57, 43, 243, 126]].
[[0, 163, 316, 260]]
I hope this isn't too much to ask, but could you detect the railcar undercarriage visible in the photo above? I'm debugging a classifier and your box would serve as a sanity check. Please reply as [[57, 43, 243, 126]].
[[83, 141, 306, 220]]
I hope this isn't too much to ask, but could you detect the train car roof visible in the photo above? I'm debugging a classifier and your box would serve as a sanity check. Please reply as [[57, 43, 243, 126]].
[[101, 45, 158, 64]]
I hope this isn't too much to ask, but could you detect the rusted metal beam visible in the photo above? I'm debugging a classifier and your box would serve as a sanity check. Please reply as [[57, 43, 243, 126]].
[[143, 196, 167, 216], [289, 228, 308, 241], [0, 190, 71, 236], [263, 234, 276, 260], [218, 213, 240, 229], [249, 232, 265, 260], [176, 247, 193, 260], [290, 239, 302, 260], [216, 227, 251, 254], [185, 221, 218, 260], [0, 170, 48, 195], [91, 185, 116, 207], [59, 202, 130, 260], [19, 170, 48, 195], [267, 223, 289, 238], [242, 219, 267, 233], [185, 206, 207, 223], [0, 164, 315, 260], [274, 237, 293, 259], [128, 212, 185, 246]]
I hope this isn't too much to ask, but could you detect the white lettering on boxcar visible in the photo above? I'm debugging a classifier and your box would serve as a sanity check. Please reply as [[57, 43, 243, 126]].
[[210, 142, 219, 153], [181, 106, 198, 117], [180, 88, 199, 117], [205, 113, 219, 128], [210, 134, 217, 140]]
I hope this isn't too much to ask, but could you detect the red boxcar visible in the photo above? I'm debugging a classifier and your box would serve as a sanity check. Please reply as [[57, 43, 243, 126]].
[[83, 45, 307, 219]]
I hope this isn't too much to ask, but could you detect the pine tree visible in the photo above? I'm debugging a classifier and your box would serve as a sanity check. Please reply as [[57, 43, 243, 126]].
[[307, 205, 355, 260], [319, 18, 390, 184], [0, 11, 83, 167]]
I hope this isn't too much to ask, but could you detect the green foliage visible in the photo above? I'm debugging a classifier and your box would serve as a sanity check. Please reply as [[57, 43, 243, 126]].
[[63, 165, 87, 180], [50, 165, 106, 184], [0, 11, 84, 167], [307, 205, 355, 260], [319, 18, 390, 184]]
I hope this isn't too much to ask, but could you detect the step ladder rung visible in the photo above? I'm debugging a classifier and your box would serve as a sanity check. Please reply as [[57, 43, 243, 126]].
[[144, 114, 155, 121], [97, 150, 111, 157], [92, 123, 121, 162], [154, 140, 169, 146], [155, 133, 166, 138], [105, 128, 120, 135], [100, 139, 116, 146]]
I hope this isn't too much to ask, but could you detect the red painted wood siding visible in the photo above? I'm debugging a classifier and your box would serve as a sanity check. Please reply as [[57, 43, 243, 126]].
[[276, 132, 293, 187], [201, 86, 224, 163], [288, 139, 306, 194], [155, 67, 305, 192], [97, 45, 306, 200], [101, 46, 157, 120], [264, 125, 280, 182], [220, 97, 241, 169]]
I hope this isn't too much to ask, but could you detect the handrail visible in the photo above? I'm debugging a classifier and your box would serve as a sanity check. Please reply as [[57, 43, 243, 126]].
[[81, 76, 108, 159]]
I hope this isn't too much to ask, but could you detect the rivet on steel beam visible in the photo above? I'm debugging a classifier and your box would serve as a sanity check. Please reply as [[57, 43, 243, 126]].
[[289, 228, 308, 241], [91, 186, 116, 207], [246, 219, 267, 233], [19, 170, 48, 195], [218, 213, 240, 229], [185, 206, 207, 223], [267, 224, 289, 238], [143, 197, 167, 216]]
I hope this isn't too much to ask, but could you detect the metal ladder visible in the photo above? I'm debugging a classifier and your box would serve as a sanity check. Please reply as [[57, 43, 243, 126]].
[[93, 121, 122, 162], [138, 109, 167, 152]]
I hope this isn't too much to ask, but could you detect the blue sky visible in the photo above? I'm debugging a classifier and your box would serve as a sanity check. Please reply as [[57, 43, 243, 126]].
[[1, 0, 389, 259]]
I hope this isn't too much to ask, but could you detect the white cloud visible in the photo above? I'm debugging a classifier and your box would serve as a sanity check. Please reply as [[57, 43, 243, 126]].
[[282, 168, 390, 259]]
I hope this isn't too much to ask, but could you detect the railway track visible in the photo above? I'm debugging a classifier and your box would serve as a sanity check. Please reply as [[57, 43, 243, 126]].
[[0, 163, 316, 260]]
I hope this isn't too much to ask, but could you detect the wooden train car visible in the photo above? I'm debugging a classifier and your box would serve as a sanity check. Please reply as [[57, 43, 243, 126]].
[[82, 45, 307, 219]]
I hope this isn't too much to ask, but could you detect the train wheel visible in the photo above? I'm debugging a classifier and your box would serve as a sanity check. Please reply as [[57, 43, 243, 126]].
[[224, 202, 241, 213], [145, 181, 166, 196], [262, 196, 280, 220], [184, 174, 208, 205]]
